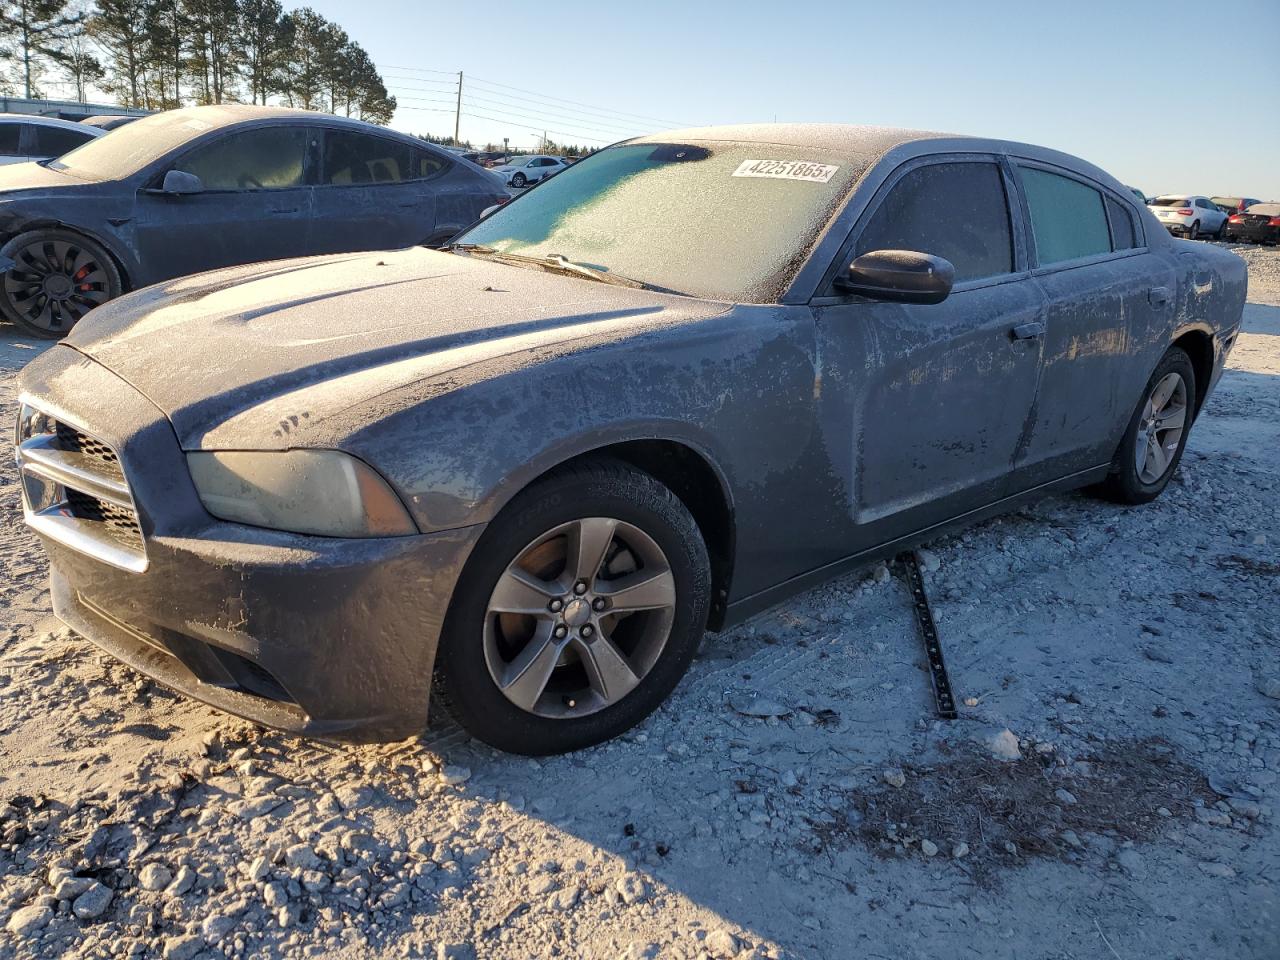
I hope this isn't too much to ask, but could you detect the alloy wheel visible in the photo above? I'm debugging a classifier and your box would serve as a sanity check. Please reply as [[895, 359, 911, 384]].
[[3, 238, 113, 333], [482, 516, 677, 719], [1134, 372, 1188, 484]]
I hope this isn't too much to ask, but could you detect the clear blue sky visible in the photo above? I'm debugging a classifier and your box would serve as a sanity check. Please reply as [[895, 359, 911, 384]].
[[307, 0, 1280, 197]]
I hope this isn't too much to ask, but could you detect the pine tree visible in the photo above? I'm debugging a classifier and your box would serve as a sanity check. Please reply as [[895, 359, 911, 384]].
[[88, 0, 150, 108], [283, 7, 327, 110], [61, 30, 102, 101], [1, 0, 86, 98], [239, 0, 290, 105]]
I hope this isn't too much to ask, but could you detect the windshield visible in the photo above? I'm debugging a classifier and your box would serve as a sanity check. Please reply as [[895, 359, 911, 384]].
[[48, 111, 228, 181], [1150, 197, 1188, 207], [454, 140, 865, 302]]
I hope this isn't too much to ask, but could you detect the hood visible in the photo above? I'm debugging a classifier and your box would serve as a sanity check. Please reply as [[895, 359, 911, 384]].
[[66, 248, 727, 449], [0, 160, 88, 194]]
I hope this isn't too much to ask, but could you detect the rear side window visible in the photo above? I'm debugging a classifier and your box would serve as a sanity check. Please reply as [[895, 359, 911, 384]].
[[179, 127, 308, 190], [1020, 167, 1110, 264], [0, 124, 22, 156], [323, 131, 447, 185], [1106, 197, 1137, 250], [856, 161, 1013, 283], [33, 125, 94, 157]]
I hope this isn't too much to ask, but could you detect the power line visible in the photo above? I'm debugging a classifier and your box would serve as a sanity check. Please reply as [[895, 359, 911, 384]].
[[459, 109, 616, 145], [461, 78, 673, 130], [384, 80, 646, 137], [380, 64, 459, 76], [458, 97, 641, 139], [457, 90, 647, 137], [375, 62, 690, 131], [466, 73, 687, 127]]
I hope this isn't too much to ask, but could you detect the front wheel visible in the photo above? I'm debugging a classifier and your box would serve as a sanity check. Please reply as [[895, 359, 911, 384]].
[[511, 173, 527, 188], [0, 229, 123, 338], [435, 459, 710, 754], [1092, 346, 1196, 504]]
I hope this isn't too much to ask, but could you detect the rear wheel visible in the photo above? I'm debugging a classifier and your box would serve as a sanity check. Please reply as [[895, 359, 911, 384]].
[[435, 459, 710, 754], [1093, 346, 1196, 505], [1188, 220, 1200, 241], [0, 229, 122, 338]]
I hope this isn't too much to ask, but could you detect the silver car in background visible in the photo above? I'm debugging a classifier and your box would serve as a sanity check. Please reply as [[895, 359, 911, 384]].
[[1148, 195, 1229, 240], [0, 114, 103, 166]]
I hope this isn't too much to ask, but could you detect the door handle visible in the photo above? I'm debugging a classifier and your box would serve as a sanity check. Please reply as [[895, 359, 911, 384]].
[[268, 208, 301, 215], [1148, 285, 1170, 306], [1010, 320, 1045, 340]]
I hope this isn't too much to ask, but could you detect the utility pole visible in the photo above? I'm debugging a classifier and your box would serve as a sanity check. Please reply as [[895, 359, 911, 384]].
[[454, 71, 463, 145]]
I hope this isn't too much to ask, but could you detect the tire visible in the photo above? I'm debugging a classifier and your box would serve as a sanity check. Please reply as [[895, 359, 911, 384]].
[[0, 228, 123, 338], [1092, 346, 1196, 505], [511, 173, 527, 188], [434, 458, 711, 754], [1217, 219, 1230, 241], [1188, 220, 1200, 241]]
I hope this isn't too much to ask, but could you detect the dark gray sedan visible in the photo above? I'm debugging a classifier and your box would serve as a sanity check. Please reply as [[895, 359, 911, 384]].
[[15, 124, 1247, 754], [0, 105, 505, 337]]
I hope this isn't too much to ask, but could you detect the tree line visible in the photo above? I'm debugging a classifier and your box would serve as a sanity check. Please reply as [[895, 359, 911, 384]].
[[0, 0, 396, 124]]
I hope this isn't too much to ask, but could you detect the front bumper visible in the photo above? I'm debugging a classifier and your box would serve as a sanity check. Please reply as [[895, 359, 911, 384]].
[[45, 522, 481, 741], [18, 346, 484, 742]]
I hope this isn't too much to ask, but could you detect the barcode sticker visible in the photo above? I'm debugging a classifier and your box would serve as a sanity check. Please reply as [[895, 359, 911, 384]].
[[732, 159, 839, 183]]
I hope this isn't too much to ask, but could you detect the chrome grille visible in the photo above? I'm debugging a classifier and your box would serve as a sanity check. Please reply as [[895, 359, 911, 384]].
[[15, 400, 147, 572]]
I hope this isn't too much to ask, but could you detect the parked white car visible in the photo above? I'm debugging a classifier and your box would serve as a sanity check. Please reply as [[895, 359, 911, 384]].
[[1147, 195, 1229, 241], [0, 114, 103, 166], [489, 154, 568, 187]]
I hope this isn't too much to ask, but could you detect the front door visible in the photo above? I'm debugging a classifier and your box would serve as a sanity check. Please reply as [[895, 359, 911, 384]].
[[814, 157, 1045, 550], [133, 125, 317, 284]]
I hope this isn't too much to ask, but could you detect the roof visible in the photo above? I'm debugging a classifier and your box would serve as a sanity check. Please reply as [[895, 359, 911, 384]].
[[124, 104, 405, 137], [0, 112, 105, 132], [630, 123, 942, 156]]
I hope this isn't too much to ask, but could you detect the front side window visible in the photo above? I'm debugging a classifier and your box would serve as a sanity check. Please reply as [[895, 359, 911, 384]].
[[1020, 167, 1110, 265], [33, 126, 93, 157], [856, 161, 1013, 283], [455, 140, 867, 302], [178, 127, 308, 191], [322, 131, 444, 185]]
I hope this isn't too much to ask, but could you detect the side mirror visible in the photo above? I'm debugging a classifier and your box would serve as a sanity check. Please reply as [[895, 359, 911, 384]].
[[160, 170, 203, 195], [834, 249, 955, 305]]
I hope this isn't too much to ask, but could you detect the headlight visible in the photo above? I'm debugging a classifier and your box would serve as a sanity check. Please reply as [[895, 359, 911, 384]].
[[186, 450, 417, 538]]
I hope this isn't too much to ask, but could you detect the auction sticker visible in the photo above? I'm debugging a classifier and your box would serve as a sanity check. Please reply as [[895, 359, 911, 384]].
[[732, 159, 839, 183]]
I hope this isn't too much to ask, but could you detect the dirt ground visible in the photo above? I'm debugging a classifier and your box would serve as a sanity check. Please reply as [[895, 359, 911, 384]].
[[1, 245, 1278, 960]]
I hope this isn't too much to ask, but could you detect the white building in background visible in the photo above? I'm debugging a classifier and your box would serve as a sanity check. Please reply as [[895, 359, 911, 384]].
[[0, 96, 152, 122]]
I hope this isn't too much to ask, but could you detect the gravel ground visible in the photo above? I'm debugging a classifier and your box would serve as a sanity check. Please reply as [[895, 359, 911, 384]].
[[1, 244, 1278, 960]]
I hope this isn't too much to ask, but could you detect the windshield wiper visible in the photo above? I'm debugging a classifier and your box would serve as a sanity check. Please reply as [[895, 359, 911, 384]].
[[443, 245, 663, 291]]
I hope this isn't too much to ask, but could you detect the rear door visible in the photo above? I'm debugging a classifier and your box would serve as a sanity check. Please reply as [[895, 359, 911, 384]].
[[813, 155, 1046, 541], [311, 128, 449, 252], [1008, 162, 1175, 488], [133, 124, 317, 282]]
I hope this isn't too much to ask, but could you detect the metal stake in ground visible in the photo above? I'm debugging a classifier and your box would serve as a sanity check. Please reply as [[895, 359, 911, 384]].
[[896, 552, 958, 720]]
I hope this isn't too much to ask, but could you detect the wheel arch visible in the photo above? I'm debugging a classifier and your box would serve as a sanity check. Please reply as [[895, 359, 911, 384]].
[[1171, 326, 1214, 419], [0, 219, 134, 292], [478, 436, 737, 631]]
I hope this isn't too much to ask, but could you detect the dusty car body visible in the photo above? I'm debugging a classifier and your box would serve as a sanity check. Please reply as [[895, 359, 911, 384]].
[[15, 124, 1247, 752], [0, 105, 505, 337]]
